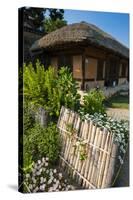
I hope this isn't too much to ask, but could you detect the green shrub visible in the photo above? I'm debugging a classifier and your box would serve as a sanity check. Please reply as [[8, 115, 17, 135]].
[[24, 100, 35, 133], [82, 88, 105, 114], [24, 60, 56, 108], [23, 122, 60, 171], [24, 61, 80, 117]]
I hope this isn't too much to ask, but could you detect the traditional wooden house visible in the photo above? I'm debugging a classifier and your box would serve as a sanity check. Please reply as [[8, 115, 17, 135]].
[[30, 22, 129, 90]]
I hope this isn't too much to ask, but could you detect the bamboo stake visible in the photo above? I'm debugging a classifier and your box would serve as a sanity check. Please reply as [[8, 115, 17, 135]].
[[67, 113, 78, 163], [97, 129, 110, 188], [95, 128, 105, 187], [105, 142, 118, 187], [97, 128, 107, 188], [64, 111, 74, 161], [89, 127, 100, 186], [87, 124, 97, 182], [101, 132, 114, 188], [61, 108, 70, 156]]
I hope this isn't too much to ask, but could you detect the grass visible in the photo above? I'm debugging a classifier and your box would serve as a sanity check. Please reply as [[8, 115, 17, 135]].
[[105, 93, 129, 109]]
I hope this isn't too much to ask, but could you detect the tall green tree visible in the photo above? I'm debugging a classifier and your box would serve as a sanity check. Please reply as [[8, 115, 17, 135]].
[[24, 7, 46, 32], [23, 7, 67, 34]]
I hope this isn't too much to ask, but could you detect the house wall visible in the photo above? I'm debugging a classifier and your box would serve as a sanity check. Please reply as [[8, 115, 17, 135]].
[[73, 55, 83, 79], [85, 57, 97, 79], [85, 46, 106, 59], [48, 46, 128, 90]]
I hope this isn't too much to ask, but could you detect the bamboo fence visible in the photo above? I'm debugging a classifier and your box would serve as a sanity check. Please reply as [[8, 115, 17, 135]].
[[57, 106, 118, 189]]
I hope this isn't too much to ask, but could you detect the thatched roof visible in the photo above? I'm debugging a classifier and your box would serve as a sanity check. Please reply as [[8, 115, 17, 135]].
[[30, 22, 129, 58]]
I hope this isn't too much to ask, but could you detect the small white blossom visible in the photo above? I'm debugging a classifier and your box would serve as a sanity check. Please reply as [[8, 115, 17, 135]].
[[50, 171, 53, 176], [43, 178, 46, 183], [40, 184, 46, 191], [45, 162, 48, 167], [46, 157, 49, 161], [26, 174, 30, 178], [53, 169, 57, 173], [34, 186, 39, 192], [53, 178, 57, 183], [40, 177, 44, 184], [48, 179, 52, 185], [37, 160, 41, 165], [42, 157, 45, 162], [58, 185, 62, 189], [29, 184, 33, 190]]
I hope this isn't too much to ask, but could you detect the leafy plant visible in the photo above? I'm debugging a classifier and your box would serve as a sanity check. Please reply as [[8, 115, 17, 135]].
[[79, 111, 129, 165], [81, 88, 105, 115], [23, 122, 60, 171], [23, 157, 75, 193], [24, 61, 80, 118], [24, 100, 35, 133]]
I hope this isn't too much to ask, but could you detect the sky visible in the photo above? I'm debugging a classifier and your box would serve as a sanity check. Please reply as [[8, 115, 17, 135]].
[[64, 9, 129, 48]]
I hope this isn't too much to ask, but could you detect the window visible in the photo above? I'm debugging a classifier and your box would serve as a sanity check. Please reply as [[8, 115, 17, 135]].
[[97, 59, 104, 80]]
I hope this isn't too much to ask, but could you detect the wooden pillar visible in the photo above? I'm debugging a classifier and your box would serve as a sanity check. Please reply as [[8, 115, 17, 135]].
[[81, 54, 85, 90]]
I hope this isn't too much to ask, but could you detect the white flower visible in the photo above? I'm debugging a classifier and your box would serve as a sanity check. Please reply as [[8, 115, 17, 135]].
[[32, 177, 36, 184], [58, 185, 62, 189], [29, 184, 33, 190], [26, 174, 30, 178], [43, 178, 46, 183], [46, 169, 49, 174], [40, 184, 45, 191], [40, 177, 44, 184], [34, 186, 39, 192], [50, 171, 53, 177], [39, 168, 42, 173], [53, 169, 57, 173], [45, 162, 48, 167], [46, 157, 49, 161], [42, 157, 45, 162], [53, 178, 57, 183], [58, 173, 62, 180], [38, 160, 41, 165], [48, 179, 52, 185]]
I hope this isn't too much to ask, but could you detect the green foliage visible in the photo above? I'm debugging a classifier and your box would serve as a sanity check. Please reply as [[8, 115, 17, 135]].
[[44, 18, 67, 33], [24, 61, 80, 117], [23, 122, 60, 171], [56, 67, 80, 112], [24, 101, 35, 133], [24, 60, 51, 107], [79, 111, 129, 165], [82, 88, 105, 114]]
